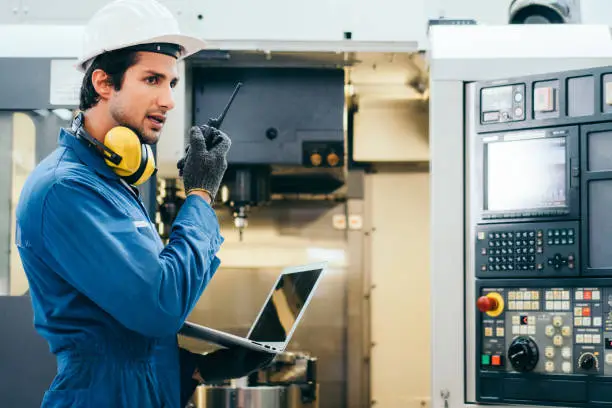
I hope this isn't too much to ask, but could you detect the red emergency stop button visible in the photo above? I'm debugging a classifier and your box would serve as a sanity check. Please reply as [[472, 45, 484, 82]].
[[492, 355, 502, 366], [477, 296, 498, 312], [476, 292, 504, 317]]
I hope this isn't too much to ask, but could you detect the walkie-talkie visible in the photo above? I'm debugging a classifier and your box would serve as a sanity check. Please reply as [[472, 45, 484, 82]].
[[202, 82, 242, 148]]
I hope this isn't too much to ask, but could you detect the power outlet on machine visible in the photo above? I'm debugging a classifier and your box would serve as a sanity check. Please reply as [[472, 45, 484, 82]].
[[332, 214, 347, 230], [348, 215, 363, 230], [332, 214, 364, 230]]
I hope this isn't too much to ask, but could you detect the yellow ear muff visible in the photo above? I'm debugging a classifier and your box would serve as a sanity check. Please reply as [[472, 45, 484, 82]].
[[103, 126, 142, 176], [103, 126, 157, 186], [134, 144, 157, 186]]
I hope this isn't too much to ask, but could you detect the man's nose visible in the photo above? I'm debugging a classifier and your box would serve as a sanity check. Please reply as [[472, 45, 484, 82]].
[[158, 86, 176, 111]]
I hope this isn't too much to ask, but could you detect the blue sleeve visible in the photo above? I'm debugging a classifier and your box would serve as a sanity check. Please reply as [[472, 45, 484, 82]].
[[41, 177, 223, 337]]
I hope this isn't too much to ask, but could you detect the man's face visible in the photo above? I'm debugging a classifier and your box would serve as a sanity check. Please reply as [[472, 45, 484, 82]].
[[108, 52, 179, 145]]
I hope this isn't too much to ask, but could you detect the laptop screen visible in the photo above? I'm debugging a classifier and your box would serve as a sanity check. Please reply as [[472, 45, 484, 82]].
[[247, 268, 323, 343]]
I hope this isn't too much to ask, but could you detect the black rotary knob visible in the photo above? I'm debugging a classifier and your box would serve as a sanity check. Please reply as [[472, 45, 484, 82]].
[[508, 336, 539, 372], [579, 353, 597, 370]]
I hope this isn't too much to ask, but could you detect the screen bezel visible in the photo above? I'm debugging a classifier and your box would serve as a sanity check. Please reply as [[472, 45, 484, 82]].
[[245, 261, 327, 348], [477, 126, 580, 223]]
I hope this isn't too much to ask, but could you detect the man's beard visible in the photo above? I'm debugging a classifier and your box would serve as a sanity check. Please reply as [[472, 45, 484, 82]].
[[109, 106, 159, 145]]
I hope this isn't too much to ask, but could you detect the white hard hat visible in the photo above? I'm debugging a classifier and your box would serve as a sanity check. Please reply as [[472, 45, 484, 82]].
[[76, 0, 206, 72]]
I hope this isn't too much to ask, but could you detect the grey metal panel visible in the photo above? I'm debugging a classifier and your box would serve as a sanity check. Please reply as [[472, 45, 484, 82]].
[[192, 67, 344, 166], [568, 75, 595, 117], [347, 170, 365, 200], [464, 82, 479, 403], [0, 112, 12, 295], [588, 180, 612, 268], [587, 130, 612, 172], [0, 58, 76, 110], [429, 80, 466, 408], [29, 112, 69, 162], [0, 295, 57, 408], [346, 198, 370, 408]]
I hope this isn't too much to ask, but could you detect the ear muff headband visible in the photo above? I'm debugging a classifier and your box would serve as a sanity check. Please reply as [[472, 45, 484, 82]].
[[71, 112, 157, 186], [72, 113, 123, 166]]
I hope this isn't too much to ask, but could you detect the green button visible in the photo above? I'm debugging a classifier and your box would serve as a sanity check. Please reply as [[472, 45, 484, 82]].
[[481, 354, 490, 365]]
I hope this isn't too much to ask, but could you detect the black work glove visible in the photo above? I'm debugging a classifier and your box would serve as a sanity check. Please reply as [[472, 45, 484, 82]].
[[177, 125, 231, 201], [191, 347, 276, 383], [179, 348, 201, 408]]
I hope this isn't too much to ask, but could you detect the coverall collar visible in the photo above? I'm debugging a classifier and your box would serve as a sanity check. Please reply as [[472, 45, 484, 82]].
[[58, 127, 120, 181]]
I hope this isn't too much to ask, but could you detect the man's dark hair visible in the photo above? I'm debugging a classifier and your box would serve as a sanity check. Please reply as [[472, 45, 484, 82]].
[[79, 49, 140, 111]]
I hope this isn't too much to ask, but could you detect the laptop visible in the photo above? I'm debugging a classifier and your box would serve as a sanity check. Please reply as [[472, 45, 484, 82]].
[[179, 261, 327, 354]]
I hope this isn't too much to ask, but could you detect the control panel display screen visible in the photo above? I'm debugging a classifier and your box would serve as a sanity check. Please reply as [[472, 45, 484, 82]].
[[482, 86, 513, 111], [485, 136, 566, 212], [480, 84, 525, 123]]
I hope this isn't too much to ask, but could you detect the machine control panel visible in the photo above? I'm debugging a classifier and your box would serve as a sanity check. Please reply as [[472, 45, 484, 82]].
[[475, 221, 579, 278], [471, 63, 612, 408], [480, 84, 526, 124], [476, 283, 612, 406]]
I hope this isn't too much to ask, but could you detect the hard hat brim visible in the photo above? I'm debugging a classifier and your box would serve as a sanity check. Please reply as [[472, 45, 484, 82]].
[[75, 33, 207, 72]]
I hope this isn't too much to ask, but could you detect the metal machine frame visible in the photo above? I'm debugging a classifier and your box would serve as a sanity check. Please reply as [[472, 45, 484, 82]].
[[429, 23, 612, 408]]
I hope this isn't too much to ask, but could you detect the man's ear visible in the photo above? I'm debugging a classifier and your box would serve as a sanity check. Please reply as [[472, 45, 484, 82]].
[[91, 69, 113, 101]]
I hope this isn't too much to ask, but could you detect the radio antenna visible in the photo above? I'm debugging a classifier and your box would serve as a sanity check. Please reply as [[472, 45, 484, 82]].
[[207, 82, 243, 130]]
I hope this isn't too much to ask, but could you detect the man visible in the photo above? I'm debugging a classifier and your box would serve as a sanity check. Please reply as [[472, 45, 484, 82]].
[[15, 0, 273, 407]]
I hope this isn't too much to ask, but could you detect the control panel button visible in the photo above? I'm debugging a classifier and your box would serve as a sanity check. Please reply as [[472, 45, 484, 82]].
[[477, 296, 498, 312], [562, 347, 572, 359], [561, 326, 571, 337], [553, 335, 563, 347], [477, 292, 504, 317], [545, 325, 555, 337], [534, 87, 555, 112], [553, 316, 563, 327], [482, 354, 491, 365], [492, 355, 502, 366], [562, 361, 572, 373], [545, 346, 555, 358]]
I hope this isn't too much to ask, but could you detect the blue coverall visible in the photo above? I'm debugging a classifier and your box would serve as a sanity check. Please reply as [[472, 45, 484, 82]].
[[15, 128, 223, 407]]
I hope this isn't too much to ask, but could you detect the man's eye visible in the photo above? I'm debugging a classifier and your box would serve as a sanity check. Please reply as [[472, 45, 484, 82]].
[[146, 76, 159, 85]]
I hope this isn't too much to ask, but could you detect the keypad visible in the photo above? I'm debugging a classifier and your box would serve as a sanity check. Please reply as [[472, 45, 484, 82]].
[[546, 228, 575, 246], [482, 230, 543, 271], [476, 222, 579, 276]]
